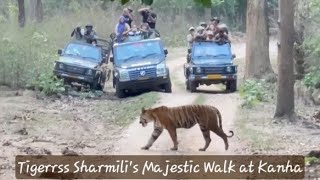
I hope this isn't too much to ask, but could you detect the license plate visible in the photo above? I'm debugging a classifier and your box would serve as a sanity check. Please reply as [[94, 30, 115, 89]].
[[62, 73, 84, 80], [138, 76, 149, 80], [207, 74, 222, 79]]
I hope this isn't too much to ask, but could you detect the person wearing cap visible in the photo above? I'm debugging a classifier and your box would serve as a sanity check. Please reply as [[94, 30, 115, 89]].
[[199, 22, 207, 29], [187, 27, 195, 49], [84, 24, 97, 44], [195, 26, 206, 41]]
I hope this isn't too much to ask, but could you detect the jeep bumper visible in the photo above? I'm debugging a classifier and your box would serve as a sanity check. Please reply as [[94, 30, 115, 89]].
[[117, 76, 170, 90], [53, 70, 95, 84], [189, 74, 237, 83]]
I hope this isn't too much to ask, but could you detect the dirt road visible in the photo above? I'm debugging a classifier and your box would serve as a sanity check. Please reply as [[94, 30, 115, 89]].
[[112, 43, 246, 155]]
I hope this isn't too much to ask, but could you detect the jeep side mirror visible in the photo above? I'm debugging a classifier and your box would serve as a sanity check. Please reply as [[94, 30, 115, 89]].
[[187, 55, 191, 63], [188, 49, 192, 54], [164, 49, 168, 55], [110, 33, 116, 40], [232, 54, 236, 59], [58, 49, 62, 55], [110, 56, 114, 63]]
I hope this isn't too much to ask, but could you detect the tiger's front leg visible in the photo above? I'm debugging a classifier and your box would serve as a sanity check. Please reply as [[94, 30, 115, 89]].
[[141, 127, 163, 150]]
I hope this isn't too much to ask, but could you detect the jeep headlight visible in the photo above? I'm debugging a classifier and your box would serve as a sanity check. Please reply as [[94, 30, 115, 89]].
[[196, 67, 202, 74], [156, 63, 166, 77], [189, 67, 194, 74], [85, 69, 94, 76], [226, 66, 232, 73], [58, 63, 65, 70], [119, 69, 130, 82]]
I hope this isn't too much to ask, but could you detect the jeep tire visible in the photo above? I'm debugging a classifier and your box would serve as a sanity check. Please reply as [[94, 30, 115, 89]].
[[188, 80, 197, 92], [186, 80, 190, 90], [115, 82, 126, 98], [226, 80, 237, 92], [164, 81, 172, 93]]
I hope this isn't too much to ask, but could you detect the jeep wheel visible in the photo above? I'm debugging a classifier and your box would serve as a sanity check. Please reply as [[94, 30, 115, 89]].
[[186, 80, 190, 90], [226, 80, 237, 93], [115, 83, 126, 98], [164, 81, 172, 93], [188, 80, 197, 92]]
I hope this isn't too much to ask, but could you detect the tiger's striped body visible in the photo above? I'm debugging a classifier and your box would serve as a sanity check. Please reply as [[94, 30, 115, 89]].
[[139, 105, 234, 151]]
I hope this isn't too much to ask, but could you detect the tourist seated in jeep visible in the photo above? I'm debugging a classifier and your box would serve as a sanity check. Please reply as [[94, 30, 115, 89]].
[[214, 28, 230, 45], [187, 27, 195, 50], [195, 26, 206, 41], [126, 24, 143, 42], [115, 16, 131, 43], [140, 23, 150, 39], [206, 30, 215, 41], [84, 24, 98, 43]]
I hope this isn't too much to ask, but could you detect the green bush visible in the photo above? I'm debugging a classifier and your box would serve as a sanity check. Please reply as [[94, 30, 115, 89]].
[[239, 79, 269, 108], [29, 72, 65, 96], [303, 69, 320, 89]]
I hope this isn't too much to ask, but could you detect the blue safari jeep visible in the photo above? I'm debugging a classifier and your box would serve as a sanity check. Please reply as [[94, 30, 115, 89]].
[[110, 38, 171, 98], [184, 41, 237, 92]]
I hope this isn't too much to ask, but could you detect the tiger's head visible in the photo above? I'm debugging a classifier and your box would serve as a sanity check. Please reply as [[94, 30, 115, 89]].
[[139, 107, 155, 127]]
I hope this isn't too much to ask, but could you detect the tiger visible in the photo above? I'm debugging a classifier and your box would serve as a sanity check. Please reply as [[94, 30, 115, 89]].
[[139, 104, 234, 151]]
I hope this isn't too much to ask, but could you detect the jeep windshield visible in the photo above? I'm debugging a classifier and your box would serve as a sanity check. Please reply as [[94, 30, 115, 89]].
[[192, 42, 232, 64], [64, 43, 101, 62], [114, 41, 163, 67]]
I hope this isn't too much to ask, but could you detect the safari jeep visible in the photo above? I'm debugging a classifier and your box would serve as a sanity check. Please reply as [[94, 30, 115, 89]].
[[184, 41, 237, 92], [111, 38, 172, 98], [53, 41, 111, 91]]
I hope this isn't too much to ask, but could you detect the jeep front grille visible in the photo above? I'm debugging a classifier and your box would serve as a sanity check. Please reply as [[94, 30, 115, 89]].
[[65, 65, 86, 74], [204, 67, 225, 74], [129, 68, 157, 80]]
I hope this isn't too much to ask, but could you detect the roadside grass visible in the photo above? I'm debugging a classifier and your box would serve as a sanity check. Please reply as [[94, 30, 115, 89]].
[[305, 156, 320, 166], [193, 94, 206, 105], [95, 92, 159, 127], [235, 104, 285, 152]]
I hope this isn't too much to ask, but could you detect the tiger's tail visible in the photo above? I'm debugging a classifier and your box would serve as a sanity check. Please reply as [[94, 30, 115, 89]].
[[216, 108, 223, 129], [215, 107, 234, 138]]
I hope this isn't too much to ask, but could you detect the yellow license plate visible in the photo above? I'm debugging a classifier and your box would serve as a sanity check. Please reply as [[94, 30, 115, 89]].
[[138, 77, 149, 80], [207, 74, 222, 79]]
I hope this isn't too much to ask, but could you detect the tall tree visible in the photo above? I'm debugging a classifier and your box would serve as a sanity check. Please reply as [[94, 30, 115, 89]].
[[293, 0, 309, 80], [17, 0, 25, 27], [29, 0, 43, 22], [245, 0, 274, 79], [275, 0, 295, 118]]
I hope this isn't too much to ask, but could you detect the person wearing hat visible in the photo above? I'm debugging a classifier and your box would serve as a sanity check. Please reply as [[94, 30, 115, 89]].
[[84, 24, 97, 44], [199, 22, 207, 29], [187, 27, 195, 49], [195, 26, 206, 41]]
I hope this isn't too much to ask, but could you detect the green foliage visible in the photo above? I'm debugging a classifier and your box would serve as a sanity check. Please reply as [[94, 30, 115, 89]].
[[303, 69, 320, 89], [239, 79, 269, 108], [29, 72, 65, 95]]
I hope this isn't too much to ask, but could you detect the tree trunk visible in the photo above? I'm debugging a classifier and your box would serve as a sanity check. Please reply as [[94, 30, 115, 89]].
[[275, 0, 295, 118], [35, 0, 43, 22], [293, 0, 309, 80], [29, 0, 36, 21], [17, 0, 25, 27], [245, 0, 273, 79]]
